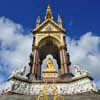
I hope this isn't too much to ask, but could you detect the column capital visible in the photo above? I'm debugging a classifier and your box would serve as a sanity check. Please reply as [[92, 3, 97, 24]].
[[59, 45, 66, 50], [32, 45, 39, 51]]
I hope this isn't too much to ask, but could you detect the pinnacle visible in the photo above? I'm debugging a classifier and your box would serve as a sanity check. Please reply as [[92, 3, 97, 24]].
[[45, 4, 53, 20]]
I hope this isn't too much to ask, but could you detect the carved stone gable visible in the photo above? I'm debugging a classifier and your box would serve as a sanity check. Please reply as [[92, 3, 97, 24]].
[[39, 22, 60, 32], [33, 20, 65, 33]]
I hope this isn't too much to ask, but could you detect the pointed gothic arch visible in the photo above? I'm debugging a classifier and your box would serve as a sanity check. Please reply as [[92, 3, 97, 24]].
[[38, 36, 61, 69], [38, 35, 61, 48]]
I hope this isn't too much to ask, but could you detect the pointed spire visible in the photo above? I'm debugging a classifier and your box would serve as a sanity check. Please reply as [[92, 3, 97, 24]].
[[36, 16, 40, 27], [45, 4, 53, 20], [58, 14, 62, 27]]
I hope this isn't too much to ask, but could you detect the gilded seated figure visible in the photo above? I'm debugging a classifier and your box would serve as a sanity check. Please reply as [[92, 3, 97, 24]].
[[46, 58, 56, 72], [42, 57, 58, 80]]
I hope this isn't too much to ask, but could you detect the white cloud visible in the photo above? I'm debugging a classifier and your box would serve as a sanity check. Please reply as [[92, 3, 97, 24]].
[[0, 17, 32, 84], [67, 32, 100, 88]]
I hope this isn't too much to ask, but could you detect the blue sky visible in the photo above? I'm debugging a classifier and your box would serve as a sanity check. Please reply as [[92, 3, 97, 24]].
[[0, 0, 100, 38], [0, 0, 100, 92]]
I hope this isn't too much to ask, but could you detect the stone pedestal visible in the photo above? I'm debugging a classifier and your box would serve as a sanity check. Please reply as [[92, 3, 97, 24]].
[[3, 74, 97, 95]]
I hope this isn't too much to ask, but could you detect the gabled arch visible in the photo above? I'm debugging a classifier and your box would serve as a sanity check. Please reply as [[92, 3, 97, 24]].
[[38, 36, 61, 70], [38, 35, 61, 49]]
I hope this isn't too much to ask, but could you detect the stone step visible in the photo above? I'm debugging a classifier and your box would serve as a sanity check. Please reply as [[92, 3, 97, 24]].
[[0, 95, 100, 100]]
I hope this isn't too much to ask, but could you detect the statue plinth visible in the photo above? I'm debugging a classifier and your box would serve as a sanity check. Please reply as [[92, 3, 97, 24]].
[[42, 71, 58, 81], [42, 58, 58, 81]]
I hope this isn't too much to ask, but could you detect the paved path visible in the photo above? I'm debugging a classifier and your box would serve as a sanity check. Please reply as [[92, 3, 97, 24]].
[[0, 95, 100, 100]]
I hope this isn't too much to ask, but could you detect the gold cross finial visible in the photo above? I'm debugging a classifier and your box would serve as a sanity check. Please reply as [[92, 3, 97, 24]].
[[45, 4, 53, 20]]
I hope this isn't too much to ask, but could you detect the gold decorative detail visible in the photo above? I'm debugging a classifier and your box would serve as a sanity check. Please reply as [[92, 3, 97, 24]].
[[45, 4, 53, 20], [46, 58, 56, 72], [53, 80, 64, 100], [42, 58, 57, 80], [36, 81, 48, 100], [33, 4, 65, 33], [36, 80, 64, 100], [54, 95, 64, 100], [34, 33, 65, 48]]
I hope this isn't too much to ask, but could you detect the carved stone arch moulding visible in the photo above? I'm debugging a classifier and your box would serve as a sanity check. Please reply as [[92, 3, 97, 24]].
[[37, 35, 62, 49], [37, 35, 61, 69]]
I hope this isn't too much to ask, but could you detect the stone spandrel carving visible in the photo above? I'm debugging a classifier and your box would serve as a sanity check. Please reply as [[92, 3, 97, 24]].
[[73, 64, 88, 77]]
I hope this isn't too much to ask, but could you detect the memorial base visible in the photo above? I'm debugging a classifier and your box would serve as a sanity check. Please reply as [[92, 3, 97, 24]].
[[3, 74, 97, 96]]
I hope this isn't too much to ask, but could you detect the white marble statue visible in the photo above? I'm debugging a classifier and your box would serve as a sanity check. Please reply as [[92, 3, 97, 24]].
[[74, 64, 88, 77], [9, 66, 27, 79]]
